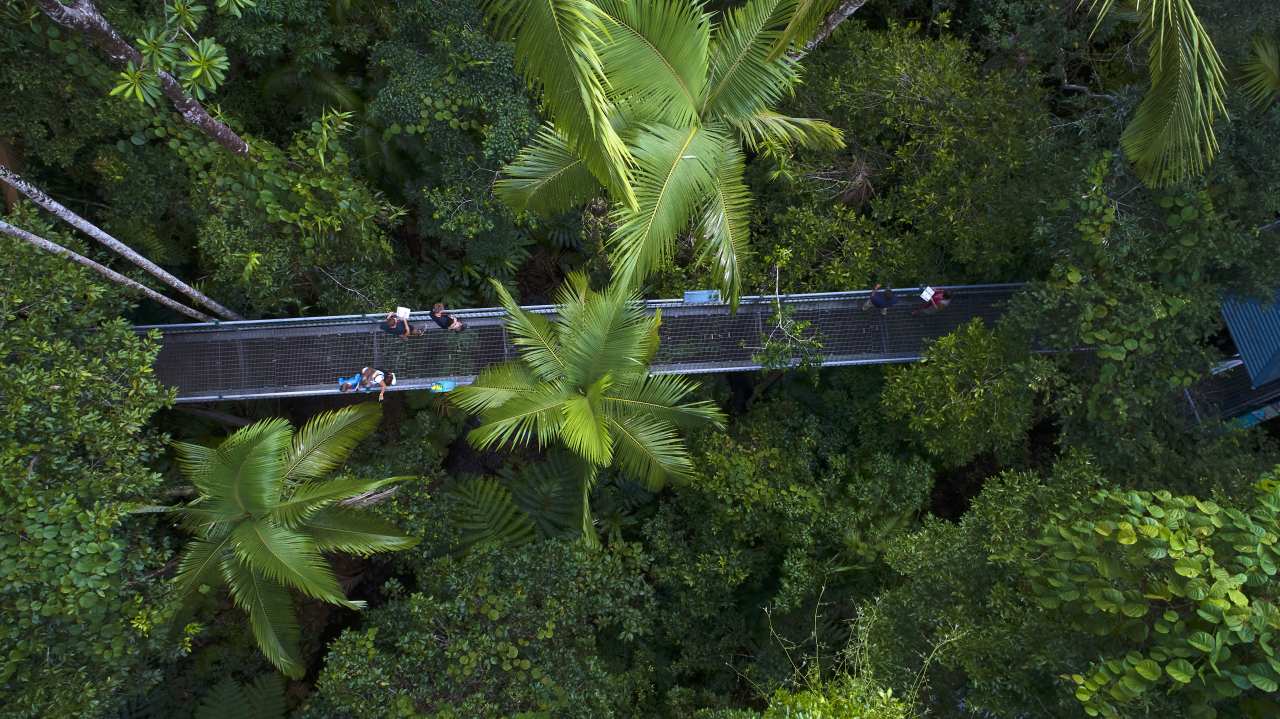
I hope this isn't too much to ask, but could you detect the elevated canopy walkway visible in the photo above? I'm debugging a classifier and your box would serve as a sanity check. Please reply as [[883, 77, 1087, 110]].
[[141, 285, 1023, 403]]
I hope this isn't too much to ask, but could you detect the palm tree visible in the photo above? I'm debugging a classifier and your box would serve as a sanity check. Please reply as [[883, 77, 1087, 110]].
[[487, 0, 844, 303], [1084, 0, 1228, 187], [170, 403, 418, 677], [451, 273, 725, 542]]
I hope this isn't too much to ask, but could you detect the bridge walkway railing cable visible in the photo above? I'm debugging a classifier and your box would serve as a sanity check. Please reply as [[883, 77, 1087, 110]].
[[138, 284, 1025, 403]]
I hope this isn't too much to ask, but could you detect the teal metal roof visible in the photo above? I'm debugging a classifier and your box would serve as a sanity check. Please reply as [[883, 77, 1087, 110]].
[[1222, 293, 1280, 388]]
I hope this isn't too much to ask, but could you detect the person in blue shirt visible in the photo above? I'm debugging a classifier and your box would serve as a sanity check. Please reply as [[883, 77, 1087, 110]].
[[861, 283, 898, 315]]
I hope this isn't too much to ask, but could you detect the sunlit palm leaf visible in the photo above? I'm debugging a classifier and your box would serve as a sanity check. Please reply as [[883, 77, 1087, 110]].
[[609, 124, 723, 288], [1087, 0, 1227, 186], [702, 0, 799, 119], [179, 419, 290, 516], [768, 0, 836, 60], [221, 556, 303, 678], [467, 385, 571, 451], [729, 110, 843, 153], [269, 475, 408, 527], [485, 0, 637, 207], [595, 0, 710, 127], [281, 403, 382, 484], [303, 507, 420, 556], [551, 269, 592, 339], [446, 477, 536, 549], [697, 136, 751, 304], [560, 279, 651, 387], [495, 124, 602, 215], [1242, 35, 1280, 110], [230, 520, 363, 609], [603, 373, 726, 430], [606, 411, 695, 489], [489, 279, 568, 380], [451, 362, 541, 416], [559, 378, 614, 466]]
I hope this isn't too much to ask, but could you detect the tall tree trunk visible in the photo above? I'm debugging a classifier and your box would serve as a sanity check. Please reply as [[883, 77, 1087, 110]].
[[793, 0, 869, 60], [0, 165, 242, 320], [0, 140, 18, 211], [0, 219, 212, 321], [32, 0, 250, 157]]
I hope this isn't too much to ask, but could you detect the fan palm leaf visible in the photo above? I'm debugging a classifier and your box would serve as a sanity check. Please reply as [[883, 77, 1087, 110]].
[[447, 477, 537, 549], [1242, 35, 1280, 110], [511, 453, 583, 538], [302, 507, 420, 556], [1086, 0, 1228, 186], [484, 0, 637, 207], [221, 557, 303, 678], [595, 0, 710, 127], [170, 409, 416, 677], [494, 124, 602, 214], [280, 403, 382, 484], [609, 123, 724, 288]]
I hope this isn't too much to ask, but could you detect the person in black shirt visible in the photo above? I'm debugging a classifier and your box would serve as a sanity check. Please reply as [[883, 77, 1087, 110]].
[[431, 303, 465, 332], [381, 312, 423, 338]]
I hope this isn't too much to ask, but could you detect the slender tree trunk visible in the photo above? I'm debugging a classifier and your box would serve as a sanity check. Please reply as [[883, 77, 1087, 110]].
[[0, 140, 18, 211], [1262, 218, 1280, 234], [0, 219, 212, 321], [32, 0, 250, 157], [793, 0, 869, 59], [0, 165, 242, 320]]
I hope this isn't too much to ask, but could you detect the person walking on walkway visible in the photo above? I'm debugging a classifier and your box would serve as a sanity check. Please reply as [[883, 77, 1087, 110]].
[[338, 367, 396, 401], [912, 287, 951, 316], [381, 311, 423, 338], [431, 303, 465, 332], [861, 283, 897, 315]]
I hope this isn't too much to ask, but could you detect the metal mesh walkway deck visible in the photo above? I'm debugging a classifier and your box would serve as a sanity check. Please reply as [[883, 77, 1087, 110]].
[[139, 284, 1023, 403]]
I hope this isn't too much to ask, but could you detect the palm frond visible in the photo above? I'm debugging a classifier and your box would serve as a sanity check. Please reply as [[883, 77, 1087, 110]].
[[446, 477, 536, 549], [606, 411, 696, 490], [768, 0, 837, 60], [281, 403, 382, 485], [489, 279, 569, 380], [595, 0, 710, 127], [609, 123, 723, 289], [221, 556, 304, 678], [603, 373, 726, 429], [697, 135, 751, 304], [195, 418, 291, 516], [559, 279, 651, 387], [230, 520, 362, 609], [174, 534, 235, 600], [195, 681, 252, 719], [467, 384, 571, 452], [484, 0, 637, 207], [1088, 0, 1227, 186], [496, 124, 602, 215], [511, 452, 583, 538], [701, 0, 798, 120], [303, 507, 420, 556], [550, 269, 592, 338], [729, 111, 843, 153], [451, 361, 542, 416], [1242, 34, 1280, 110], [558, 377, 615, 467], [270, 475, 408, 527]]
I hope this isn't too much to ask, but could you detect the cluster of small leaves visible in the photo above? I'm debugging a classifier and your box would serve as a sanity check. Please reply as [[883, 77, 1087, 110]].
[[883, 318, 1052, 468], [1026, 484, 1280, 717], [307, 541, 656, 719], [110, 0, 252, 105], [751, 299, 825, 373], [0, 206, 176, 718]]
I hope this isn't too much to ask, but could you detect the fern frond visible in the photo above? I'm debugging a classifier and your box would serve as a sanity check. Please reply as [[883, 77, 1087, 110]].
[[446, 477, 536, 549]]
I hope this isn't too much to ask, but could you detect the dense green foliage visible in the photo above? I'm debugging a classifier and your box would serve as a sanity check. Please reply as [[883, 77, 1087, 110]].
[[4, 0, 1280, 717]]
